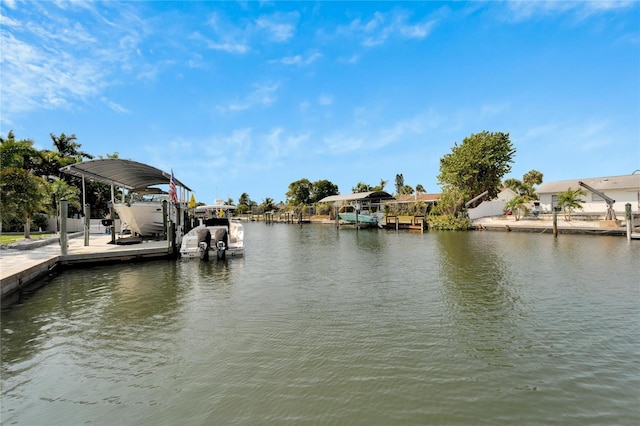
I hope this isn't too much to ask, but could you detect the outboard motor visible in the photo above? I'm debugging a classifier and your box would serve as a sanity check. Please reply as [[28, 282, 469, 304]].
[[196, 228, 211, 260], [213, 228, 228, 260]]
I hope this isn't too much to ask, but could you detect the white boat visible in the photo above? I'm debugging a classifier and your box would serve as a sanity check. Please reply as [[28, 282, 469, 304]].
[[60, 159, 192, 241], [113, 198, 165, 237], [180, 202, 244, 260]]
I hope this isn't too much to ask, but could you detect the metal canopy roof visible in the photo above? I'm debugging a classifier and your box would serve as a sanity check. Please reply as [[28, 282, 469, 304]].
[[318, 191, 395, 203], [60, 159, 192, 191]]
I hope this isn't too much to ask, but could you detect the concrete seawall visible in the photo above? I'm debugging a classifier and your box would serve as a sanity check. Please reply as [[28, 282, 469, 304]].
[[1, 234, 173, 308]]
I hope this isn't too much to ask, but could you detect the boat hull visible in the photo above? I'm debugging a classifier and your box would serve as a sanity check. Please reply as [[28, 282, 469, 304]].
[[339, 212, 383, 226], [179, 222, 244, 260], [113, 202, 165, 237]]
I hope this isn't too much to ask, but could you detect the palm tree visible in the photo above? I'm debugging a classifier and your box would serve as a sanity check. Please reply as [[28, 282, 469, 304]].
[[260, 197, 276, 212], [49, 133, 93, 161], [504, 196, 529, 221], [557, 188, 586, 221]]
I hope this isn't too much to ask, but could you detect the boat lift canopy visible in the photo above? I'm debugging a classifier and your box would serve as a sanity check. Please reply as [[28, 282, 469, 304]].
[[318, 191, 395, 203], [60, 159, 192, 191]]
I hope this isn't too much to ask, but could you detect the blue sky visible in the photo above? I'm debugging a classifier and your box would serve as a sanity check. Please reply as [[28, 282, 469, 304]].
[[1, 1, 638, 204]]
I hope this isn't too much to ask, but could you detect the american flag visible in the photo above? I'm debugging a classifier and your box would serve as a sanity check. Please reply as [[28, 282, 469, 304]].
[[169, 170, 178, 203]]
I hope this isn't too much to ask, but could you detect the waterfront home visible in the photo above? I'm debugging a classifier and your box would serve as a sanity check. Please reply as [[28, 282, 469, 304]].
[[467, 188, 518, 220], [387, 193, 441, 215], [535, 173, 640, 215]]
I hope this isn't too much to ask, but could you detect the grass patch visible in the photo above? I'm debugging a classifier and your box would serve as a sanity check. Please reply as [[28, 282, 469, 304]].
[[0, 233, 56, 245]]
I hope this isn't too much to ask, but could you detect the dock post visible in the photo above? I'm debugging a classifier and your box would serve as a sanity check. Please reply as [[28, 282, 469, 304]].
[[60, 198, 68, 256], [335, 206, 339, 229], [84, 203, 90, 246], [396, 216, 399, 232], [109, 203, 116, 244], [162, 200, 168, 239], [626, 203, 632, 241], [553, 207, 559, 238]]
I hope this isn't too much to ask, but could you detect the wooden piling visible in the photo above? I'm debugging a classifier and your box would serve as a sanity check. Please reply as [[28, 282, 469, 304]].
[[60, 199, 68, 256], [84, 203, 90, 246], [626, 203, 632, 241], [553, 207, 559, 238]]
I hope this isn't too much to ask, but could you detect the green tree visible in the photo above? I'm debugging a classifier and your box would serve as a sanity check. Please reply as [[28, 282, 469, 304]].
[[416, 184, 426, 194], [0, 168, 48, 238], [438, 131, 515, 204], [557, 188, 585, 221], [286, 178, 313, 206], [47, 180, 81, 232], [395, 173, 404, 194], [398, 185, 414, 196], [351, 182, 372, 193], [504, 195, 529, 221], [372, 178, 388, 191], [0, 131, 40, 171], [237, 192, 251, 214], [504, 169, 543, 200], [260, 197, 276, 212], [310, 179, 339, 203], [50, 133, 93, 162]]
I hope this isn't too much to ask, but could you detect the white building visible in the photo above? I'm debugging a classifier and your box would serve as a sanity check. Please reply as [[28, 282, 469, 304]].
[[535, 173, 640, 215], [467, 188, 519, 220]]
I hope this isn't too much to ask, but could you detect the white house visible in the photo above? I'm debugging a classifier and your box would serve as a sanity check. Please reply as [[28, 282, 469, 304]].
[[467, 188, 518, 220], [535, 173, 640, 215]]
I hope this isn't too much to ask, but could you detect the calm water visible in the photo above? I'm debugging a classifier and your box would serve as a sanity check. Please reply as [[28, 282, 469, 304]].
[[2, 223, 639, 425]]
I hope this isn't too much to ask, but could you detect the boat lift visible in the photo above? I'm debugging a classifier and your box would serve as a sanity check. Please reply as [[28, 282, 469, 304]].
[[578, 181, 617, 221]]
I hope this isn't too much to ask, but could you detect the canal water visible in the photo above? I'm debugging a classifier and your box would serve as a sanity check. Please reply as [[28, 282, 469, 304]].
[[2, 223, 639, 425]]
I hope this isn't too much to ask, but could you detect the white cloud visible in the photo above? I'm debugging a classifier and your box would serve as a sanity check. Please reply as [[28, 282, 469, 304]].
[[219, 83, 280, 112], [339, 9, 437, 47], [503, 0, 636, 22], [318, 94, 333, 106], [255, 11, 299, 42], [277, 52, 322, 66]]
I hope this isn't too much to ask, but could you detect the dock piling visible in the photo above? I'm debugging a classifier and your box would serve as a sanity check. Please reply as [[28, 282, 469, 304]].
[[60, 199, 68, 256], [626, 203, 632, 241]]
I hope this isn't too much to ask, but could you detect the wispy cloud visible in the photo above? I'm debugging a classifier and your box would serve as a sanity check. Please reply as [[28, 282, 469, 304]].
[[338, 9, 438, 47], [197, 13, 251, 53], [276, 52, 322, 66], [503, 0, 637, 22], [218, 83, 280, 112], [255, 11, 300, 42], [318, 94, 333, 106], [0, 1, 149, 122]]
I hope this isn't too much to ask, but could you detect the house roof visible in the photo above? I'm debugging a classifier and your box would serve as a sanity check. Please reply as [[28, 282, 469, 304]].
[[536, 174, 640, 195], [60, 159, 192, 191], [393, 193, 441, 203], [318, 191, 395, 203]]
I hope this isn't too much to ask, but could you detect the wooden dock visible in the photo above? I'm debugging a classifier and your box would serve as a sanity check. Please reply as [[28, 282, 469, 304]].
[[383, 215, 427, 231], [1, 234, 174, 307]]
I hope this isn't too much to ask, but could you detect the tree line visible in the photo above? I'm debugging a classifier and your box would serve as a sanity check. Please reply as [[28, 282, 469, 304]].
[[2, 129, 555, 235], [1, 131, 117, 237]]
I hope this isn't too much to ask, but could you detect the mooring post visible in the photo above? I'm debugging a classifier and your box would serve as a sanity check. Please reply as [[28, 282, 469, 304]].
[[60, 198, 68, 256], [335, 206, 339, 229], [84, 203, 90, 246], [162, 200, 168, 239], [553, 207, 559, 238], [626, 203, 632, 241], [109, 203, 116, 244]]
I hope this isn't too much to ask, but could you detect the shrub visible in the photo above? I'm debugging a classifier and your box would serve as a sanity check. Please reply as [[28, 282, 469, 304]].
[[427, 213, 472, 231]]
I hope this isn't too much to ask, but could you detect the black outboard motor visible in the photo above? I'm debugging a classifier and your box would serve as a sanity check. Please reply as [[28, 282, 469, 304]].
[[213, 228, 228, 260], [196, 228, 212, 260]]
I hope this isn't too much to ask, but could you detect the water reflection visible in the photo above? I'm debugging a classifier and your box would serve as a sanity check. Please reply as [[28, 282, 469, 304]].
[[436, 232, 524, 365]]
